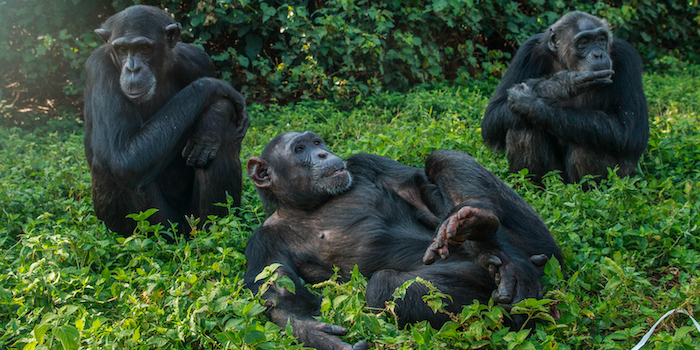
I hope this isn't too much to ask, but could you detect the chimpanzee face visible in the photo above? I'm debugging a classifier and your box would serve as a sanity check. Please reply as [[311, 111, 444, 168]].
[[285, 131, 352, 197], [248, 131, 352, 212], [111, 35, 159, 103], [570, 25, 612, 72], [95, 18, 181, 104], [548, 13, 613, 74]]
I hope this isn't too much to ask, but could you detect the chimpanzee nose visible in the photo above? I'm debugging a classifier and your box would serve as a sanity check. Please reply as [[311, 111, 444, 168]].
[[127, 65, 141, 74], [318, 151, 327, 159], [126, 56, 141, 74]]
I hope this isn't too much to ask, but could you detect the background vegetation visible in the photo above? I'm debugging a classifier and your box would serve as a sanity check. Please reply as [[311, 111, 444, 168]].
[[1, 67, 699, 348], [1, 0, 699, 115]]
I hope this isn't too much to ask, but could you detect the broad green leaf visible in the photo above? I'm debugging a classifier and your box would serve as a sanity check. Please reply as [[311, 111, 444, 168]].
[[52, 325, 80, 350]]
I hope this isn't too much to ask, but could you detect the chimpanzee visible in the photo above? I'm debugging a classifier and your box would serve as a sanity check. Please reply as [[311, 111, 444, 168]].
[[244, 131, 563, 350], [84, 5, 250, 237], [482, 11, 648, 184]]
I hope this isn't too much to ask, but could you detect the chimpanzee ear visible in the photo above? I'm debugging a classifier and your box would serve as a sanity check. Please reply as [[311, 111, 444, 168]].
[[247, 157, 272, 188], [95, 28, 110, 43], [165, 22, 181, 49], [548, 28, 558, 52]]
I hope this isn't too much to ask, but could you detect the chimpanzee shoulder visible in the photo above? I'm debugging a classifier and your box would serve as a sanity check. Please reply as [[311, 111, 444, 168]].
[[171, 43, 217, 85], [345, 152, 417, 180]]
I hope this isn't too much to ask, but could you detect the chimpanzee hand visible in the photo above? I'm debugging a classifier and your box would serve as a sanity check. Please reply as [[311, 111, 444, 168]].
[[507, 82, 544, 118], [478, 251, 550, 306], [182, 99, 231, 168], [291, 319, 368, 350], [508, 69, 614, 112], [551, 70, 614, 98], [423, 205, 500, 265]]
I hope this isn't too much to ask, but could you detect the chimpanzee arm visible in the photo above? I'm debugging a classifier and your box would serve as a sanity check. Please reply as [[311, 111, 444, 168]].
[[84, 48, 247, 188], [482, 34, 554, 152], [175, 45, 250, 167], [507, 39, 648, 157], [181, 98, 250, 168], [244, 227, 367, 350]]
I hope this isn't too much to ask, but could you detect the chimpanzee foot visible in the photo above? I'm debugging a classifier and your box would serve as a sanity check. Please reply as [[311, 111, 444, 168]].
[[478, 251, 549, 305], [423, 206, 500, 264]]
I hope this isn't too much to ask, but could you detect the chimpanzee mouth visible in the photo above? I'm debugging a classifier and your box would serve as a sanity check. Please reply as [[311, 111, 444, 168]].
[[124, 90, 148, 99], [327, 168, 346, 177], [121, 81, 156, 102]]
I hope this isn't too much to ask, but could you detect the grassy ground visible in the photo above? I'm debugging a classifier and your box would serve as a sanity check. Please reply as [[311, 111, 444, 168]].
[[1, 66, 699, 349]]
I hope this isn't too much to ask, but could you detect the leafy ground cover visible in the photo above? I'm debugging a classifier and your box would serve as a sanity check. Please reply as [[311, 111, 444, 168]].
[[1, 67, 699, 349]]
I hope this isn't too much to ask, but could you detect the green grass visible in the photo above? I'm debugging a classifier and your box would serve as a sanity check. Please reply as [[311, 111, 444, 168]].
[[1, 68, 699, 349]]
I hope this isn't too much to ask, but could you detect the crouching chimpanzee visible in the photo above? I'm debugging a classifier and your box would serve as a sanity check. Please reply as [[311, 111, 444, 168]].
[[482, 11, 648, 184], [244, 131, 563, 349], [84, 5, 250, 237]]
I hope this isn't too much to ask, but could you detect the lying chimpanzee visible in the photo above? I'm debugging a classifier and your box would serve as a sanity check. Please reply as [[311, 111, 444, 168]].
[[244, 131, 563, 349], [482, 11, 648, 184]]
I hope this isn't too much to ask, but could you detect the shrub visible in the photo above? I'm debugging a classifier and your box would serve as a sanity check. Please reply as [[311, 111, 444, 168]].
[[1, 0, 699, 114]]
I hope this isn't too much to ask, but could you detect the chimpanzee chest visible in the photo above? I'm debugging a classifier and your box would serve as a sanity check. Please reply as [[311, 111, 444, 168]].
[[292, 187, 435, 282]]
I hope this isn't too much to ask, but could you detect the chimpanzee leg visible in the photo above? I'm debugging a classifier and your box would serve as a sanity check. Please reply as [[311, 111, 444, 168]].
[[146, 182, 191, 238], [422, 148, 562, 308], [93, 164, 190, 238], [191, 117, 243, 221], [565, 146, 636, 184], [423, 148, 561, 257], [505, 128, 564, 183], [366, 262, 495, 328]]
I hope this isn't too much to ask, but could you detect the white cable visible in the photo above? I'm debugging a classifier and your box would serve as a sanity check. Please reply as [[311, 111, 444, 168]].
[[630, 308, 700, 350]]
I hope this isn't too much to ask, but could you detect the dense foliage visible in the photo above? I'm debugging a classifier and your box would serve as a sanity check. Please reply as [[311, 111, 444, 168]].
[[1, 67, 699, 349], [1, 0, 699, 110]]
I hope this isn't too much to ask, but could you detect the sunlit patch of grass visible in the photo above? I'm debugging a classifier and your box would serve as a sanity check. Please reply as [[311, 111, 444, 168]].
[[1, 69, 699, 349]]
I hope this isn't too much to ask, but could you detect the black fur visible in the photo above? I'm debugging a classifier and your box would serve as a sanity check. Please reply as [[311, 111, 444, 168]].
[[244, 131, 562, 350], [84, 5, 250, 237], [482, 11, 648, 184]]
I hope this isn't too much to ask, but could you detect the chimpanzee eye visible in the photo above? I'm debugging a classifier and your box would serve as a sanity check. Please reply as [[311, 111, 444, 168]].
[[313, 140, 321, 146], [117, 46, 128, 54], [295, 145, 304, 153]]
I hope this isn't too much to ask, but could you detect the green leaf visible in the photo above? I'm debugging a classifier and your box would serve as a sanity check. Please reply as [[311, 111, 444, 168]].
[[437, 321, 460, 338], [52, 325, 80, 350], [215, 331, 240, 346], [125, 208, 158, 221], [243, 330, 266, 345], [254, 263, 282, 283], [241, 302, 266, 318], [320, 297, 331, 312], [332, 295, 349, 308], [260, 3, 277, 23], [33, 324, 50, 344], [276, 275, 296, 294]]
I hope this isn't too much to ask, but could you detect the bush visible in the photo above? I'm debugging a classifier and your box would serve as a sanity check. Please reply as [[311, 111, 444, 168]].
[[1, 0, 699, 113], [0, 0, 113, 109]]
